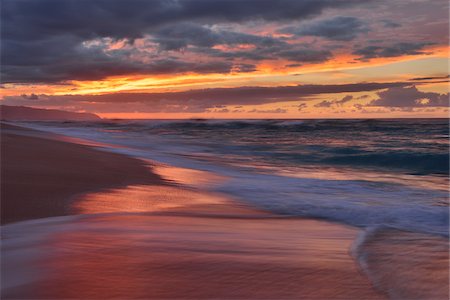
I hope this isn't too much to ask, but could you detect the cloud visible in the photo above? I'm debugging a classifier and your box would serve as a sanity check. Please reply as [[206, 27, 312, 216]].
[[314, 100, 333, 107], [354, 103, 364, 110], [353, 42, 433, 60], [210, 108, 230, 113], [3, 81, 414, 113], [278, 48, 332, 63], [151, 23, 279, 51], [314, 94, 353, 107], [2, 0, 366, 41], [281, 16, 369, 41], [380, 20, 401, 28], [335, 95, 353, 105], [21, 93, 39, 100], [2, 52, 235, 83], [1, 0, 372, 83], [232, 64, 258, 73], [410, 75, 449, 81], [298, 103, 307, 111], [194, 42, 332, 64], [248, 108, 287, 113], [370, 85, 449, 107], [2, 29, 240, 83]]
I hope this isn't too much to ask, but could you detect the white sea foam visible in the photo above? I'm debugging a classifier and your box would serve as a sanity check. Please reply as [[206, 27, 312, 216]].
[[16, 120, 449, 236]]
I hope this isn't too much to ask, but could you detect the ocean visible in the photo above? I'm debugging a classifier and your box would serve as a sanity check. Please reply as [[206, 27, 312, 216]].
[[20, 118, 449, 236]]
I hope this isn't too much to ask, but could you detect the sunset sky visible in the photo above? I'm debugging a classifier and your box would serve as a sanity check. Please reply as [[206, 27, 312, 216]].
[[1, 0, 449, 118]]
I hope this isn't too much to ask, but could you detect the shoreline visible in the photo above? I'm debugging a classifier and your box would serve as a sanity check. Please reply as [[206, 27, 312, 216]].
[[2, 213, 384, 299], [3, 122, 445, 299], [1, 123, 385, 299], [354, 227, 449, 299], [1, 123, 164, 224]]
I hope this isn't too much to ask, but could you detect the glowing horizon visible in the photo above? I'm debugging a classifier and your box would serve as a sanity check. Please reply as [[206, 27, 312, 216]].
[[1, 0, 449, 118]]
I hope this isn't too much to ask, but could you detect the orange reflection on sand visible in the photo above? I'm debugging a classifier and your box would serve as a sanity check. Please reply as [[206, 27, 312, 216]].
[[72, 185, 230, 215], [1, 214, 384, 299], [151, 164, 227, 188]]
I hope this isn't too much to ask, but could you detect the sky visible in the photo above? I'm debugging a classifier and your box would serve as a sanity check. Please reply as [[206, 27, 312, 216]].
[[1, 0, 449, 119]]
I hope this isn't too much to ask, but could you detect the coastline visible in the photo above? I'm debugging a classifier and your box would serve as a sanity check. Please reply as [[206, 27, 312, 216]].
[[354, 228, 449, 299], [0, 123, 386, 299], [1, 123, 163, 224]]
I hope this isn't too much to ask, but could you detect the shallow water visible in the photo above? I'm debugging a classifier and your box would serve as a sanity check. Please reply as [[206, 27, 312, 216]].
[[353, 228, 449, 299], [4, 119, 448, 299], [1, 199, 381, 299], [21, 119, 449, 236], [2, 182, 447, 299]]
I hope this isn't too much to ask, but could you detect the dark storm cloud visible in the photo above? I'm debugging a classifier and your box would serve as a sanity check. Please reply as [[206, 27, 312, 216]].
[[4, 81, 414, 113], [370, 86, 449, 107], [192, 41, 332, 64], [381, 20, 401, 28], [280, 16, 369, 41], [74, 82, 414, 104], [353, 42, 433, 60], [232, 64, 258, 73], [1, 26, 238, 83], [2, 0, 366, 40], [152, 23, 279, 51], [156, 19, 344, 65], [3, 55, 234, 83], [1, 0, 371, 83], [278, 49, 332, 63]]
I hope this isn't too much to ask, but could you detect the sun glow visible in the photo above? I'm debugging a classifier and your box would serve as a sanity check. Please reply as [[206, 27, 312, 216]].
[[2, 45, 446, 99]]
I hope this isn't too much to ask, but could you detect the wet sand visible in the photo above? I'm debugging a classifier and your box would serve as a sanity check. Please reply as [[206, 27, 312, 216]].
[[1, 123, 162, 224], [1, 123, 385, 299], [356, 229, 449, 300], [2, 213, 384, 299]]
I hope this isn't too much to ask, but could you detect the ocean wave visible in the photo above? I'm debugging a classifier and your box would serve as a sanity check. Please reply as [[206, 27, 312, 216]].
[[323, 152, 449, 175], [15, 119, 449, 237], [18, 119, 449, 176], [26, 118, 449, 134], [217, 172, 449, 236]]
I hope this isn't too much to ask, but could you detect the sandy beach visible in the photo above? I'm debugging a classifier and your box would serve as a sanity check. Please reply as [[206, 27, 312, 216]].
[[1, 123, 162, 224], [1, 123, 446, 299]]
